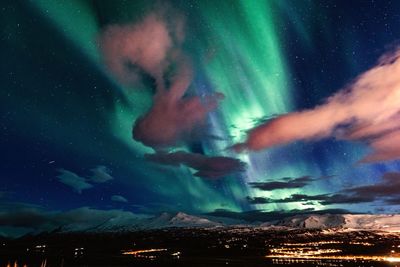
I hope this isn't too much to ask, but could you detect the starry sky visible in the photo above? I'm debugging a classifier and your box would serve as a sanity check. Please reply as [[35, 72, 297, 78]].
[[1, 0, 400, 236]]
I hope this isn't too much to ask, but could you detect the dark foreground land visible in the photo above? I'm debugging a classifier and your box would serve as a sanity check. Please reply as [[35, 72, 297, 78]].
[[1, 227, 400, 267]]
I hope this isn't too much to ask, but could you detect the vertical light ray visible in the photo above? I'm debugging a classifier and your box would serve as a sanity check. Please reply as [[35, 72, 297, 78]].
[[193, 1, 299, 209], [32, 0, 101, 62]]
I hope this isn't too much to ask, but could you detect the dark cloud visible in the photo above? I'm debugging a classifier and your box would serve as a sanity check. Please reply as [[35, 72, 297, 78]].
[[386, 197, 400, 205], [247, 193, 375, 206], [0, 203, 49, 228], [345, 172, 400, 197], [246, 194, 324, 205], [248, 176, 314, 191], [0, 202, 143, 237], [344, 172, 400, 205], [145, 151, 246, 178], [247, 172, 400, 206], [246, 196, 273, 204], [320, 194, 375, 205]]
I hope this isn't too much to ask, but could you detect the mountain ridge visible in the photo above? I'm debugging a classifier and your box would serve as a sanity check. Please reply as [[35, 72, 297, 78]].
[[7, 212, 398, 239], [52, 212, 400, 234], [276, 214, 400, 231]]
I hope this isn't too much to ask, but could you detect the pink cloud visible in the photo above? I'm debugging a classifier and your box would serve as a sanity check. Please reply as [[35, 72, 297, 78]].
[[133, 64, 224, 148], [99, 12, 182, 89], [235, 48, 400, 162], [99, 11, 224, 149]]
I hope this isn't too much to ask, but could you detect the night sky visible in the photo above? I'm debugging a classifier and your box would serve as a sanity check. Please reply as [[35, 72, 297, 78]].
[[1, 0, 400, 236]]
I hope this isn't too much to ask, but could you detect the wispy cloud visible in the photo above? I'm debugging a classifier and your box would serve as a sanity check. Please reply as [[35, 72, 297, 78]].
[[247, 172, 400, 206], [0, 203, 144, 237], [111, 195, 128, 203], [56, 166, 113, 193], [89, 166, 113, 183], [57, 169, 93, 194], [248, 176, 315, 191], [145, 151, 246, 178]]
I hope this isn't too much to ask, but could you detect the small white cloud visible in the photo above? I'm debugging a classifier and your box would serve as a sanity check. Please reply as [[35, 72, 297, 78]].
[[57, 169, 93, 194], [56, 166, 114, 194], [89, 166, 113, 183], [111, 195, 128, 203]]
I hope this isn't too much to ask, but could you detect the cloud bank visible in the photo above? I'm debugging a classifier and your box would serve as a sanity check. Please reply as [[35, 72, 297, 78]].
[[0, 203, 143, 237], [236, 49, 400, 162], [249, 176, 314, 191], [247, 172, 400, 206]]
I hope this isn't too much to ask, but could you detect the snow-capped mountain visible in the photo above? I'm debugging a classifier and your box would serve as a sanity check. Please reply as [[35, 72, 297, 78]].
[[58, 213, 148, 233], [278, 214, 346, 229], [144, 212, 222, 229], [278, 214, 400, 231], [59, 212, 222, 233]]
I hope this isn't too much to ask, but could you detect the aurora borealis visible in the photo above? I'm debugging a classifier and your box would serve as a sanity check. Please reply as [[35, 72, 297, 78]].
[[1, 0, 400, 236]]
